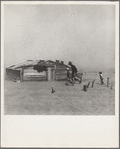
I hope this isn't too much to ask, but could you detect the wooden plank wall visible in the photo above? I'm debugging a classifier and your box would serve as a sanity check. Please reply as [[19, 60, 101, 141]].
[[23, 68, 47, 81], [55, 65, 68, 81], [6, 68, 21, 80]]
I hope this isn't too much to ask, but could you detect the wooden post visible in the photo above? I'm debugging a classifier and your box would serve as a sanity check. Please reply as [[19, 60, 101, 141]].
[[87, 82, 90, 88], [91, 80, 95, 88], [52, 69, 55, 81], [54, 65, 56, 81], [47, 67, 52, 81], [83, 85, 87, 92], [111, 82, 113, 89], [107, 78, 109, 87], [51, 86, 55, 93], [20, 68, 23, 82], [80, 73, 83, 83], [46, 70, 48, 81]]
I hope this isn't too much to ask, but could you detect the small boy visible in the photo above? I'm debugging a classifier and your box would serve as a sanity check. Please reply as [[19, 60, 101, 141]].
[[65, 67, 74, 85], [99, 72, 104, 84], [68, 61, 81, 84]]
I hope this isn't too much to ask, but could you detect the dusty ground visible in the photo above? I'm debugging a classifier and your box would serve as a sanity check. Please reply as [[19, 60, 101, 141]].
[[4, 72, 115, 115]]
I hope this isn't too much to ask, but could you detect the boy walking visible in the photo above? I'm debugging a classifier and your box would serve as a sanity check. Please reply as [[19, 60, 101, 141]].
[[99, 72, 104, 84], [65, 67, 74, 85], [68, 61, 81, 83]]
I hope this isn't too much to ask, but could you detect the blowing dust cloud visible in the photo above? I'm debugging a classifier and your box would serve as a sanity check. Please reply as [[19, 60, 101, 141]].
[[4, 4, 115, 72]]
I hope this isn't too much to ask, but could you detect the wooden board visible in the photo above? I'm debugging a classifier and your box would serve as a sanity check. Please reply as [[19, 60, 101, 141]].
[[56, 65, 67, 69], [6, 68, 21, 78], [23, 68, 47, 81], [24, 69, 46, 76], [23, 76, 47, 81], [56, 74, 67, 80]]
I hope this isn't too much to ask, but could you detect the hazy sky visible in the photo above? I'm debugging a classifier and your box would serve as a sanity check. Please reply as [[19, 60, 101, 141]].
[[4, 4, 115, 72]]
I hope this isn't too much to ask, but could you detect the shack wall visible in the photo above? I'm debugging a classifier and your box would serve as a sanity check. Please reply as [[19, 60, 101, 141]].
[[23, 68, 47, 81], [6, 68, 21, 80], [6, 61, 69, 81], [55, 65, 68, 81]]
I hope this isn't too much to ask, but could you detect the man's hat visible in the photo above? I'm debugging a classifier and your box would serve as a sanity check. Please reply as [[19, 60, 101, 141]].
[[68, 61, 72, 65]]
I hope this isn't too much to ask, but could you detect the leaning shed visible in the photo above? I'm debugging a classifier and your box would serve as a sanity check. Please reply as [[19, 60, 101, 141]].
[[6, 60, 70, 81]]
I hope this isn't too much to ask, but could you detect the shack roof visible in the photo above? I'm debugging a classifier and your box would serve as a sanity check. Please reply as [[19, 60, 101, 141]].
[[7, 60, 69, 70]]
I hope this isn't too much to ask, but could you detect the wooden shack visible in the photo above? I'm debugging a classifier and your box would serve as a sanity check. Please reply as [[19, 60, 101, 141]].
[[6, 60, 70, 81]]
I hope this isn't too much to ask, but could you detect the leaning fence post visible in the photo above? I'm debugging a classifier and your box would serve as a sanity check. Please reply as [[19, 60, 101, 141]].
[[87, 82, 90, 88], [107, 78, 109, 87], [91, 80, 95, 88], [111, 82, 113, 89], [80, 73, 83, 83]]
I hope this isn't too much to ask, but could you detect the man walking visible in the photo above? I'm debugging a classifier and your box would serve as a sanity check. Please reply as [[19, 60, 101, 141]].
[[68, 61, 81, 83]]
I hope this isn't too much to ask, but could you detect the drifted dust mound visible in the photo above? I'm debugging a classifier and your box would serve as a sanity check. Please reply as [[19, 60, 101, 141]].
[[4, 72, 115, 115]]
